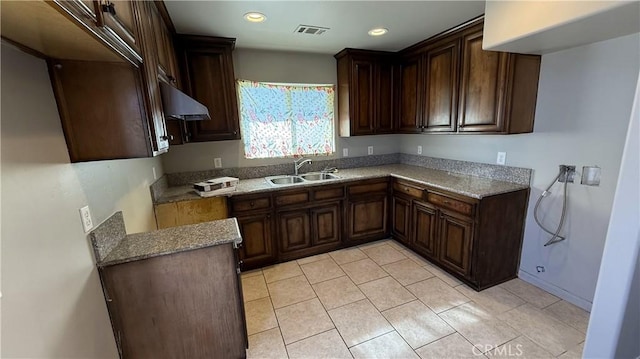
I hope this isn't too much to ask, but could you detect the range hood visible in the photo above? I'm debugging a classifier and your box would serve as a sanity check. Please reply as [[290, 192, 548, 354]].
[[159, 82, 210, 121]]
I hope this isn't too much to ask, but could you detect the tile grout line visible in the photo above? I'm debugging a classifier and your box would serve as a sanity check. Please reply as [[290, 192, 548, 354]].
[[302, 264, 354, 357]]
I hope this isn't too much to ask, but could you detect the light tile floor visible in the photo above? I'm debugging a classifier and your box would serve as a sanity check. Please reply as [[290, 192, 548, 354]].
[[242, 239, 589, 359]]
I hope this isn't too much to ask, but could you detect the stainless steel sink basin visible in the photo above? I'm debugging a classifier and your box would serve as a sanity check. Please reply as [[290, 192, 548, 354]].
[[266, 175, 305, 186], [299, 173, 339, 181], [265, 172, 340, 186]]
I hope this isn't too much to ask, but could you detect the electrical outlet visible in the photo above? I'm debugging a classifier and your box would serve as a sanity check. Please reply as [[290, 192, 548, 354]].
[[79, 206, 93, 233], [496, 152, 507, 165], [343, 148, 349, 157], [152, 167, 157, 180], [367, 146, 374, 155], [417, 145, 422, 155], [214, 158, 222, 168]]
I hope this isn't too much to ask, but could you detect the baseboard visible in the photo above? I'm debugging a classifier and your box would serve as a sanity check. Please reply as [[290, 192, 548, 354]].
[[518, 270, 593, 311]]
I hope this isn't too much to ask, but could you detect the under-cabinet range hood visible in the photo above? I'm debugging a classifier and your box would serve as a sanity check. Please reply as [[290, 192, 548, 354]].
[[159, 82, 210, 121]]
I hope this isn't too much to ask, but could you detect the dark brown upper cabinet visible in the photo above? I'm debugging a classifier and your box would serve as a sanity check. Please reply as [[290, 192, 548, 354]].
[[44, 1, 175, 161], [335, 49, 396, 137], [95, 0, 142, 60], [398, 18, 540, 134], [176, 35, 241, 142], [336, 16, 540, 136], [148, 2, 180, 87], [48, 59, 153, 162], [422, 38, 460, 132], [458, 25, 541, 134], [397, 53, 422, 133], [397, 38, 460, 134]]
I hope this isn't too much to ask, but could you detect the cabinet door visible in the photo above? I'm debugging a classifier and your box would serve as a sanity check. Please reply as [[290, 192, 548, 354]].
[[412, 202, 438, 260], [397, 54, 422, 133], [236, 213, 275, 270], [97, 0, 141, 57], [149, 2, 179, 85], [351, 59, 375, 135], [100, 245, 246, 357], [48, 60, 151, 162], [423, 40, 459, 132], [375, 60, 395, 133], [179, 37, 240, 141], [277, 210, 312, 253], [135, 0, 169, 153], [391, 195, 411, 245], [311, 203, 341, 246], [439, 212, 472, 276], [347, 194, 388, 241], [458, 28, 508, 133]]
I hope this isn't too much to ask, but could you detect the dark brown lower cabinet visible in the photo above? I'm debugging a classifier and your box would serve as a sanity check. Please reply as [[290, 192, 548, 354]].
[[277, 202, 342, 261], [392, 178, 528, 290], [391, 195, 411, 245], [346, 194, 388, 242], [311, 203, 341, 246], [235, 212, 276, 270], [99, 244, 247, 358], [438, 211, 473, 276], [278, 210, 312, 253], [412, 201, 439, 261], [346, 179, 390, 243], [227, 176, 527, 291]]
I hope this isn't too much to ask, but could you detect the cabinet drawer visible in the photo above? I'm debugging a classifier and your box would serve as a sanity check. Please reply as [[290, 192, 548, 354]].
[[393, 180, 424, 199], [231, 196, 271, 212], [313, 186, 345, 201], [348, 180, 388, 195], [275, 191, 309, 207], [427, 193, 473, 216]]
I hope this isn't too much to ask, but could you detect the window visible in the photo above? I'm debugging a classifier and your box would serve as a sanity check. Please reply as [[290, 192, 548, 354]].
[[237, 80, 335, 159]]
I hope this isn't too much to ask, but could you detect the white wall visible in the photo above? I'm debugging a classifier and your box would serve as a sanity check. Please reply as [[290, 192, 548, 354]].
[[161, 48, 400, 173], [399, 33, 640, 309], [484, 0, 640, 54], [1, 44, 162, 357], [584, 73, 640, 359]]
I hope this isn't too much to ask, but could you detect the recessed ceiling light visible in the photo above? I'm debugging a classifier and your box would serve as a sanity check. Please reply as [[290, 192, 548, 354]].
[[368, 28, 388, 36], [244, 12, 266, 23]]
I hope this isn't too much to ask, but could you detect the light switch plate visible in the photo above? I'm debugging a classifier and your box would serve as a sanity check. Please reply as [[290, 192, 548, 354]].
[[214, 158, 222, 168], [343, 148, 349, 157], [496, 152, 507, 165], [152, 167, 157, 180], [417, 145, 422, 155], [367, 146, 374, 155], [79, 206, 93, 233]]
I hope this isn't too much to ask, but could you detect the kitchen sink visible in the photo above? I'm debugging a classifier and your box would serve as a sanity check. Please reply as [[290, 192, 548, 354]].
[[265, 172, 340, 186], [266, 175, 305, 185], [299, 172, 339, 181]]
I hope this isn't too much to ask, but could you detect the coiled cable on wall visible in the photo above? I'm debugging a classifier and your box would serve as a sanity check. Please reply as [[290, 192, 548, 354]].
[[533, 166, 570, 246]]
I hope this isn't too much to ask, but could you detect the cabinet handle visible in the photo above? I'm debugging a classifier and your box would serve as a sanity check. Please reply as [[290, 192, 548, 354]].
[[443, 200, 451, 205], [238, 260, 244, 266], [101, 2, 116, 15], [54, 63, 62, 70], [405, 188, 410, 192], [161, 135, 174, 141], [233, 130, 238, 135], [168, 75, 176, 83], [249, 201, 255, 207]]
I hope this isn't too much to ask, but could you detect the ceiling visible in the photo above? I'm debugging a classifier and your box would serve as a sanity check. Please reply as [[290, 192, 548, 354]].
[[164, 1, 486, 54]]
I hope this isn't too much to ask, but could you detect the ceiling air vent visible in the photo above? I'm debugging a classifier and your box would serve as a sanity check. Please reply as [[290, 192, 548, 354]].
[[294, 25, 329, 35]]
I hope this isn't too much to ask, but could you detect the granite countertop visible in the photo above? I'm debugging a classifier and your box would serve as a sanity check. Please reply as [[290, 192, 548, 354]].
[[98, 218, 242, 267], [155, 164, 529, 204]]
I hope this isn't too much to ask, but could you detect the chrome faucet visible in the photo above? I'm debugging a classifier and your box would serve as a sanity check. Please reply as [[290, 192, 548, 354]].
[[294, 157, 312, 175]]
